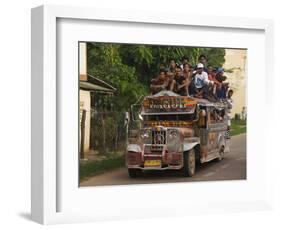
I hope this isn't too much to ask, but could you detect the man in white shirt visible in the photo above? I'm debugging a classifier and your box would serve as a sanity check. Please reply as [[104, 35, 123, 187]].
[[189, 63, 211, 99]]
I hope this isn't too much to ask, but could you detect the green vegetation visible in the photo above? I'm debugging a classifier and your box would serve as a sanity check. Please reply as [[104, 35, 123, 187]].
[[80, 154, 125, 181], [230, 119, 247, 136]]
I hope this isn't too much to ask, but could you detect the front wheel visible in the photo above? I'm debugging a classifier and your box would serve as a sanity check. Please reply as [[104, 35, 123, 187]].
[[183, 149, 196, 177], [128, 168, 141, 178]]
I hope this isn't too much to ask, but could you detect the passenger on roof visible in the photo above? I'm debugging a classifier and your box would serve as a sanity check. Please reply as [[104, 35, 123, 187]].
[[215, 67, 229, 99], [189, 63, 213, 99], [182, 63, 192, 96], [173, 65, 189, 96], [159, 62, 168, 73], [198, 54, 209, 73], [207, 64, 220, 99], [150, 70, 169, 95], [180, 56, 190, 70], [167, 58, 177, 74]]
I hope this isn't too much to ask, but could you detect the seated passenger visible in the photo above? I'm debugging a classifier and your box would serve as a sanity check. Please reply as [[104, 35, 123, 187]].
[[207, 65, 220, 100], [173, 65, 189, 96], [189, 63, 212, 99], [168, 58, 177, 74], [159, 62, 168, 72], [198, 54, 209, 73], [182, 63, 192, 96], [150, 70, 168, 94], [207, 65, 216, 81], [165, 72, 176, 91], [180, 56, 190, 70], [215, 68, 229, 99]]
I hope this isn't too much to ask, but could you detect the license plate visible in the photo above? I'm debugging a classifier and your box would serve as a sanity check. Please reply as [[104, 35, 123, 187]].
[[144, 160, 161, 167]]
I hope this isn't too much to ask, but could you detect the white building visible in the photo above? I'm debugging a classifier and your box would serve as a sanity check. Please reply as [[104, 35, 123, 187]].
[[223, 49, 247, 118], [79, 42, 116, 159]]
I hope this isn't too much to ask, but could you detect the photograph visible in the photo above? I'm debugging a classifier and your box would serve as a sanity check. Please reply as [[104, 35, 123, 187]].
[[78, 42, 247, 187]]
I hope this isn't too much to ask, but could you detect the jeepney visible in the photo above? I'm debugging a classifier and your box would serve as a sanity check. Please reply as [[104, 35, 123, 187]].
[[126, 90, 229, 178]]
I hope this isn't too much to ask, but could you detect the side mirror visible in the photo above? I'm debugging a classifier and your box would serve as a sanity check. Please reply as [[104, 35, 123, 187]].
[[131, 104, 142, 121], [124, 112, 129, 127]]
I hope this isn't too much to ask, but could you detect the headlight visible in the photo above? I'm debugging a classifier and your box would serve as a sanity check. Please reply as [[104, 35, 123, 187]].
[[168, 129, 178, 139], [140, 129, 151, 139]]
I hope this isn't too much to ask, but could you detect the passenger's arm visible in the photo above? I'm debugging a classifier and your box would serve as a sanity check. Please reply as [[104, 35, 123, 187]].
[[150, 84, 165, 90], [169, 80, 176, 91], [227, 99, 234, 109], [178, 80, 189, 89]]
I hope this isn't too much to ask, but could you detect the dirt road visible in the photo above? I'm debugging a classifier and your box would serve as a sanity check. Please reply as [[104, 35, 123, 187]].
[[80, 133, 246, 187]]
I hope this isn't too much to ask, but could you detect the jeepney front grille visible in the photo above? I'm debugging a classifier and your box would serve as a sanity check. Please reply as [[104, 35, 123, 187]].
[[152, 130, 166, 145]]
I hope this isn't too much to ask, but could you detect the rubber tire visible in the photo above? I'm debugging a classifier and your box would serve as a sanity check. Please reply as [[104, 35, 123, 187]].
[[183, 149, 196, 177], [128, 168, 141, 178]]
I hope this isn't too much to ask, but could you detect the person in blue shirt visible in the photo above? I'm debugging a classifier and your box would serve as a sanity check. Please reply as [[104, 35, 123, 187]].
[[215, 67, 229, 100]]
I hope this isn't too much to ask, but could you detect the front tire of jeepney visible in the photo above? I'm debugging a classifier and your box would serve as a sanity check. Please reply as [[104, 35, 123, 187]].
[[183, 149, 196, 177], [128, 168, 141, 178]]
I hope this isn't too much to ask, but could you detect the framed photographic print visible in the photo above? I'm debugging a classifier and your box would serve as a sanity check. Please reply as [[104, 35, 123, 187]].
[[31, 5, 274, 225]]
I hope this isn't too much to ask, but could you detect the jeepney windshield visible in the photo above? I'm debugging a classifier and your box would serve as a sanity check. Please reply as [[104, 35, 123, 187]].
[[142, 113, 195, 121]]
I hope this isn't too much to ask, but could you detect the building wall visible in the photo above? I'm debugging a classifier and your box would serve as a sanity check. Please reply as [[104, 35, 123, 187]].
[[80, 90, 91, 154], [223, 49, 247, 118], [79, 42, 87, 81]]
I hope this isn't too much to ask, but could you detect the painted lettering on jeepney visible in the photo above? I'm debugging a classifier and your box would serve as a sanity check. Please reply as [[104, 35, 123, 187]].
[[143, 97, 196, 112], [144, 120, 193, 127]]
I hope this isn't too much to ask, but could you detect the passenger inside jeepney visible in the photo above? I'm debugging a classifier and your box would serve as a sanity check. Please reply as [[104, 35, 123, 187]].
[[210, 107, 225, 123], [216, 108, 225, 122]]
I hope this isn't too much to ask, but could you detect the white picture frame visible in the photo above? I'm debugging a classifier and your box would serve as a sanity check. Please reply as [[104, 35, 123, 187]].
[[31, 5, 274, 225]]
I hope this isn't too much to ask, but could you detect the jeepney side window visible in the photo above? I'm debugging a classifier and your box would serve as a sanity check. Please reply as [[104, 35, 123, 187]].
[[209, 107, 216, 124], [217, 108, 225, 122], [210, 107, 225, 123]]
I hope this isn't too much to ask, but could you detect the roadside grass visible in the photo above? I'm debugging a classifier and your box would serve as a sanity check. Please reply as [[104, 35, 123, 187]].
[[231, 119, 246, 136], [79, 154, 125, 182]]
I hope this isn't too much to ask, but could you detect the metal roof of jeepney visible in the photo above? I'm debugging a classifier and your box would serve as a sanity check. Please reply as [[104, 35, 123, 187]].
[[151, 90, 181, 97], [193, 97, 227, 108]]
